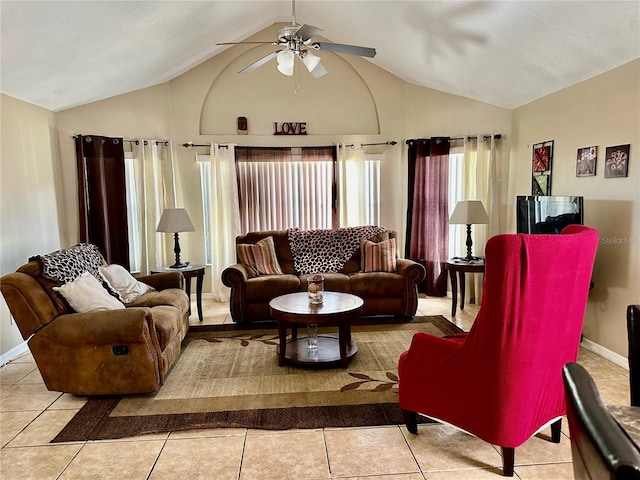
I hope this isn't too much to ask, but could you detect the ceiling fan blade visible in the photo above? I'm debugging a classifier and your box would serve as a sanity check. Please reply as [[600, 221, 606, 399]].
[[313, 42, 376, 58], [217, 41, 276, 45], [295, 24, 322, 41], [310, 62, 328, 78], [239, 51, 278, 74]]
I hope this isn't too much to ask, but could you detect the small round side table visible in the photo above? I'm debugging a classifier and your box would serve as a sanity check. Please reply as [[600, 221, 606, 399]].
[[151, 265, 205, 321], [445, 258, 485, 317]]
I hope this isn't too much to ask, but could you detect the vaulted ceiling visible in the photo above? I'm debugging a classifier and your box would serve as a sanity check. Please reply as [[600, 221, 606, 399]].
[[1, 1, 638, 112]]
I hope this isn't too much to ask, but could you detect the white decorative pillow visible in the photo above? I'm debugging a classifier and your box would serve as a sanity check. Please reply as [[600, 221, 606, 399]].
[[53, 272, 125, 312], [99, 264, 154, 303]]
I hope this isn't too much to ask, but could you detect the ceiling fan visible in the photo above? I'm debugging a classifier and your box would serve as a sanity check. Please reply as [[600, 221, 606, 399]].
[[217, 0, 376, 78]]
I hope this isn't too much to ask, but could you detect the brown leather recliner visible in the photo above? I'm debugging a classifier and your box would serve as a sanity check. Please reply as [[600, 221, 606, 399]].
[[1, 255, 190, 396]]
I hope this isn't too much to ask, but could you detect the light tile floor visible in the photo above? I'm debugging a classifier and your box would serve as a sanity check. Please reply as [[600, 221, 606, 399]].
[[1, 295, 630, 479]]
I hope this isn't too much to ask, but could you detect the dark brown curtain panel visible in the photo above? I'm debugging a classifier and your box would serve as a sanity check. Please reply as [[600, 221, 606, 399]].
[[75, 135, 129, 269], [405, 137, 450, 296]]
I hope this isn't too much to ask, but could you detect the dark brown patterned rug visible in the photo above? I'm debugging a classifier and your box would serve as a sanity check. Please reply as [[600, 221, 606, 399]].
[[52, 316, 461, 442]]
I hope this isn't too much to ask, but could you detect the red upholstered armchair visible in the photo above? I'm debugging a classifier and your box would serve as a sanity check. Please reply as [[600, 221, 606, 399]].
[[398, 225, 599, 476]]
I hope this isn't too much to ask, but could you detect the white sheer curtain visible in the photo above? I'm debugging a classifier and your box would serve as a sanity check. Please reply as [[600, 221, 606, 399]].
[[205, 143, 240, 302], [459, 135, 501, 303], [338, 144, 366, 227], [130, 139, 176, 275]]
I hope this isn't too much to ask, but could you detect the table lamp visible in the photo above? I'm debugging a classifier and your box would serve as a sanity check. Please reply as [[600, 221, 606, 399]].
[[449, 200, 489, 261], [156, 208, 195, 268]]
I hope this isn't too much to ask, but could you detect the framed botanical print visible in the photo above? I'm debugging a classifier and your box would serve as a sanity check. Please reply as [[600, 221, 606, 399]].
[[532, 140, 553, 195], [576, 146, 597, 177], [604, 144, 630, 178]]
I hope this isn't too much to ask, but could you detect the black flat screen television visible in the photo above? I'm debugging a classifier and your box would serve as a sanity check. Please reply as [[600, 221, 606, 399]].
[[517, 196, 584, 234]]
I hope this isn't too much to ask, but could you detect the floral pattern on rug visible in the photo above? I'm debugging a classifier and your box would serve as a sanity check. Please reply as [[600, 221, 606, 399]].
[[341, 372, 399, 393], [202, 334, 279, 347]]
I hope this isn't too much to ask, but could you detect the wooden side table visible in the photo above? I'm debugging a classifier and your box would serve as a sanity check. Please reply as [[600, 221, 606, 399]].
[[151, 265, 205, 321], [445, 258, 485, 317]]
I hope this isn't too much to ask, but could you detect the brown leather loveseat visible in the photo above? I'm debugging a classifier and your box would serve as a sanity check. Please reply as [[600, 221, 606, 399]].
[[221, 228, 426, 322], [1, 244, 190, 396]]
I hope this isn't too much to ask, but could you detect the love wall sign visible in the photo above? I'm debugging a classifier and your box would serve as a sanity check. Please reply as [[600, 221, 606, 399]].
[[273, 122, 308, 135]]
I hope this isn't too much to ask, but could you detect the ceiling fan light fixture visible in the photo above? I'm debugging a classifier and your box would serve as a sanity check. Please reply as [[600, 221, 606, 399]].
[[301, 50, 321, 72], [276, 49, 295, 76]]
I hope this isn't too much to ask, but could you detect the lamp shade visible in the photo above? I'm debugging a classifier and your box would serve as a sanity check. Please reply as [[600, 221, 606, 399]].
[[156, 208, 195, 233], [449, 200, 489, 225], [301, 50, 321, 73], [276, 49, 295, 76]]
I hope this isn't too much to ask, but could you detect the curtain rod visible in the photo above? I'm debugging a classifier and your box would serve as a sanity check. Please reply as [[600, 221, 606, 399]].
[[182, 141, 398, 149], [405, 134, 502, 145], [124, 139, 169, 146], [343, 140, 398, 149], [72, 135, 169, 146], [182, 142, 229, 149]]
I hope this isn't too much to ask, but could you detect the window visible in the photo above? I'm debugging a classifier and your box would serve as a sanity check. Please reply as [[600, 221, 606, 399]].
[[364, 153, 381, 225], [447, 148, 465, 258], [235, 146, 336, 233], [124, 152, 141, 272], [198, 146, 382, 265], [198, 155, 213, 264]]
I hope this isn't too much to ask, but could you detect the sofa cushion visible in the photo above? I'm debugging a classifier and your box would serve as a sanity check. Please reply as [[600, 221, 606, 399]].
[[127, 288, 189, 316], [361, 237, 397, 272], [350, 271, 405, 297], [237, 236, 283, 277], [100, 264, 154, 303], [298, 272, 351, 293], [53, 272, 126, 313], [245, 274, 300, 302]]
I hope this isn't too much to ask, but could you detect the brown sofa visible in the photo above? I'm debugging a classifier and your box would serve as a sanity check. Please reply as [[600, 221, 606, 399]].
[[1, 253, 190, 396], [221, 229, 426, 323]]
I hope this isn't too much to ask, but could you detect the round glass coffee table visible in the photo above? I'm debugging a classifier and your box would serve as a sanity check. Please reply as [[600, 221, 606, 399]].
[[269, 291, 363, 368]]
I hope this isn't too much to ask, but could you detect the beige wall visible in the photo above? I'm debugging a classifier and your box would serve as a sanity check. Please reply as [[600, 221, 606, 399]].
[[510, 59, 640, 357], [0, 94, 62, 356]]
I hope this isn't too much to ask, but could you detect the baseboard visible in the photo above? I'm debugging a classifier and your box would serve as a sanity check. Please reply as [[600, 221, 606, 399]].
[[0, 341, 29, 367], [581, 337, 628, 370]]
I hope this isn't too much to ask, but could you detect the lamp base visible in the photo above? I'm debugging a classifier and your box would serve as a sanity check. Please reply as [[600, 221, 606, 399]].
[[452, 255, 483, 263], [168, 261, 190, 269]]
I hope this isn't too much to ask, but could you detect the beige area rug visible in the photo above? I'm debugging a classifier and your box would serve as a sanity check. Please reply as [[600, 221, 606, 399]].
[[52, 316, 461, 442]]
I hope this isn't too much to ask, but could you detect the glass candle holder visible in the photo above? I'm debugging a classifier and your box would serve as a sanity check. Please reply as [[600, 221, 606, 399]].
[[307, 275, 324, 305]]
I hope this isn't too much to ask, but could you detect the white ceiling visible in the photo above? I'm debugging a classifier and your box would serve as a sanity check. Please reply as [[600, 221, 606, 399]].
[[1, 1, 639, 112]]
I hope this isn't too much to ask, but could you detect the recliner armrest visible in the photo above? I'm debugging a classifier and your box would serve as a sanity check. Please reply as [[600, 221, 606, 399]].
[[40, 308, 157, 345]]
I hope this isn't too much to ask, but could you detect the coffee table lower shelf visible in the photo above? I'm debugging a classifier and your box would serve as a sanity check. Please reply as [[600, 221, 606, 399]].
[[277, 334, 358, 368]]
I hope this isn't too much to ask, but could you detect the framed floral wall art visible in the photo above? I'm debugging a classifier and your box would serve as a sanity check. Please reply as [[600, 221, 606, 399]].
[[604, 144, 630, 178], [532, 140, 553, 195], [576, 146, 597, 177]]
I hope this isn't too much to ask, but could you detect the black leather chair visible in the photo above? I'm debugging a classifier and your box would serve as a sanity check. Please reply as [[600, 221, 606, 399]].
[[563, 362, 640, 479], [628, 305, 640, 407]]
